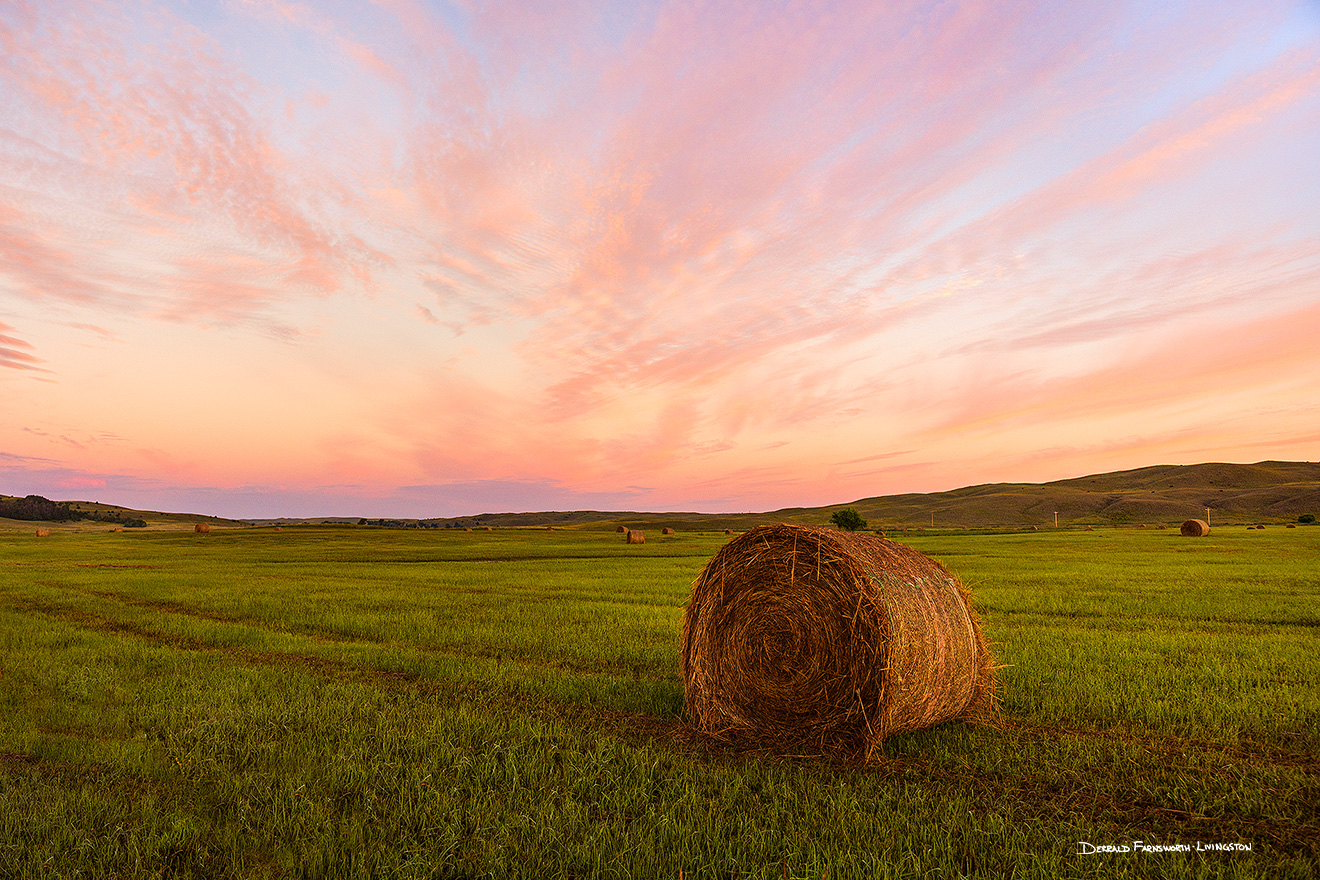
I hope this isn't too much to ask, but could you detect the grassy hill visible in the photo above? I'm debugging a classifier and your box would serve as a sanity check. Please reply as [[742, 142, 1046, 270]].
[[802, 460, 1320, 530], [412, 460, 1320, 531], [0, 495, 245, 532], [5, 460, 1317, 532]]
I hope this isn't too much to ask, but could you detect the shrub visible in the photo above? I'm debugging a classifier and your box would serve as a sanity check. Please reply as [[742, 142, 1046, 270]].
[[829, 507, 867, 531], [1299, 514, 1316, 524]]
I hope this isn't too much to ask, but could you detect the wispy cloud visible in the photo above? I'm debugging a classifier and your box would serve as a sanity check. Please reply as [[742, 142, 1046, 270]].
[[0, 321, 48, 372]]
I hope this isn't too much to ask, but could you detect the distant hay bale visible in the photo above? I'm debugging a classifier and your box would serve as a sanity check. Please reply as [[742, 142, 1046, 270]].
[[112, 528, 123, 533], [626, 529, 646, 544], [274, 526, 282, 532], [1287, 524, 1296, 529], [616, 525, 628, 533], [1180, 519, 1210, 537], [546, 526, 554, 531], [194, 523, 211, 534], [681, 524, 996, 760], [662, 527, 675, 535], [724, 528, 735, 535], [35, 528, 52, 537], [1031, 526, 1038, 531], [1256, 525, 1266, 530], [485, 526, 493, 531]]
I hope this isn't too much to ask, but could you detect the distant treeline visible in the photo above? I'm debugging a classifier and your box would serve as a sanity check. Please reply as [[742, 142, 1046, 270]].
[[0, 494, 147, 527]]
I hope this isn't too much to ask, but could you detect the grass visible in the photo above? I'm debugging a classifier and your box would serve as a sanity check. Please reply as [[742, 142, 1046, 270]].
[[0, 525, 1316, 878]]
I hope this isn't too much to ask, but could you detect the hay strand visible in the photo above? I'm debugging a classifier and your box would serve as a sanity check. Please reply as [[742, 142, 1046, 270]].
[[1180, 519, 1210, 537], [681, 524, 996, 759]]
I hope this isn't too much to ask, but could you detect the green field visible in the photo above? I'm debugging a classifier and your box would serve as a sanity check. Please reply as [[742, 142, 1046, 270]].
[[0, 525, 1315, 878]]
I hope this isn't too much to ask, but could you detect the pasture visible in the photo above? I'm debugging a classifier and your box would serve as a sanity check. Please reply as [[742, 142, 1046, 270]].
[[0, 525, 1315, 878]]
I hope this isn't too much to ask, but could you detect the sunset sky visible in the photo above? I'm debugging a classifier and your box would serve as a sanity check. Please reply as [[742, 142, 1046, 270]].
[[2, 0, 1318, 519]]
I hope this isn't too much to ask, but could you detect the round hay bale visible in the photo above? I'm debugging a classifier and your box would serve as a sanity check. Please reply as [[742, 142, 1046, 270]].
[[35, 528, 52, 537], [194, 523, 211, 534], [662, 527, 675, 535], [724, 528, 735, 535], [626, 529, 646, 544], [681, 524, 996, 759], [616, 525, 628, 533], [485, 526, 493, 531], [1180, 519, 1210, 537], [1287, 524, 1296, 529]]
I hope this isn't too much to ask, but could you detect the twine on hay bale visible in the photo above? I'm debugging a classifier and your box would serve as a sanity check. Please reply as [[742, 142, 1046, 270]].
[[626, 529, 646, 544], [35, 528, 52, 537], [194, 523, 211, 534], [681, 524, 996, 760], [1180, 519, 1210, 537]]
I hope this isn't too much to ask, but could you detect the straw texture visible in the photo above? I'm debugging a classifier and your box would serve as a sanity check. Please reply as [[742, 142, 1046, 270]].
[[681, 524, 995, 759]]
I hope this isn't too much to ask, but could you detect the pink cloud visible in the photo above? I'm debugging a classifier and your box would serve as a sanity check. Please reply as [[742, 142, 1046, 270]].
[[0, 321, 49, 373]]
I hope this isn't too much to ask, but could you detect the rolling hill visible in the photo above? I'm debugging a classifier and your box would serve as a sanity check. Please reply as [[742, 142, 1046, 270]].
[[4, 460, 1317, 531]]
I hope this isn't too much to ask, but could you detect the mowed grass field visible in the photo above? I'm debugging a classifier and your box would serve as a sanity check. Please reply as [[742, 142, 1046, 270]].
[[0, 525, 1315, 878]]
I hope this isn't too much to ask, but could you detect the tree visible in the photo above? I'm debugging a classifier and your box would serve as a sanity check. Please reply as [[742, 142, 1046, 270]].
[[830, 507, 867, 531], [1299, 514, 1316, 524]]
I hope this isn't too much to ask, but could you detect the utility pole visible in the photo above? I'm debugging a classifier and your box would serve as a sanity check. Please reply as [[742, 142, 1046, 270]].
[[1054, 511, 1058, 528], [930, 512, 934, 527], [1206, 507, 1210, 525]]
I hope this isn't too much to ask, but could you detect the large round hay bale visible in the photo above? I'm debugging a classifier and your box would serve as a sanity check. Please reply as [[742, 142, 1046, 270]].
[[626, 529, 646, 544], [35, 528, 52, 537], [662, 527, 675, 535], [1180, 519, 1210, 537], [194, 523, 211, 534], [681, 524, 995, 759]]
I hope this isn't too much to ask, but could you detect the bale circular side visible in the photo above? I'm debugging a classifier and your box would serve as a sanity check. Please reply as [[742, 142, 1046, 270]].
[[680, 524, 996, 759], [1180, 519, 1210, 537]]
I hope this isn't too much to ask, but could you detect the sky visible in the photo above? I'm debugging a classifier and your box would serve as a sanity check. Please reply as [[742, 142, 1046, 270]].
[[2, 0, 1319, 519]]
